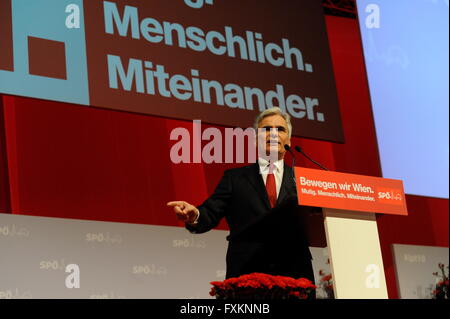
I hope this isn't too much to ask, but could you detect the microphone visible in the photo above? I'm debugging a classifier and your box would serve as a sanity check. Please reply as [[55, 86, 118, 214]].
[[294, 146, 329, 171], [284, 144, 297, 166], [284, 145, 297, 183]]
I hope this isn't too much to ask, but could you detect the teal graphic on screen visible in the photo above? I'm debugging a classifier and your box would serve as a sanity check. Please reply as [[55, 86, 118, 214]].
[[0, 0, 89, 105], [357, 0, 449, 199]]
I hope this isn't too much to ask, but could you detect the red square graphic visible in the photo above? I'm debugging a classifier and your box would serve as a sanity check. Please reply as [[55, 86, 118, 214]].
[[0, 0, 14, 71], [28, 37, 67, 80]]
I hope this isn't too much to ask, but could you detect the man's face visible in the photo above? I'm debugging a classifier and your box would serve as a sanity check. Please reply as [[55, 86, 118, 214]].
[[257, 114, 291, 160]]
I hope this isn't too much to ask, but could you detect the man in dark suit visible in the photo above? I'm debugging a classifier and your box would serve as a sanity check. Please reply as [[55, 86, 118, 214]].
[[168, 107, 315, 283]]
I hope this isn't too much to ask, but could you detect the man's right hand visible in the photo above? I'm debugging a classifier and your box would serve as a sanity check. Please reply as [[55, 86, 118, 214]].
[[167, 201, 200, 225]]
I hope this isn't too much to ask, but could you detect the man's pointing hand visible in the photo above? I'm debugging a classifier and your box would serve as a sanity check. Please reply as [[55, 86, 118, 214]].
[[167, 201, 200, 225]]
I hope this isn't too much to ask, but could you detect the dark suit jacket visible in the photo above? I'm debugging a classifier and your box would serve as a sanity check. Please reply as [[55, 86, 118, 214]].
[[186, 163, 315, 281]]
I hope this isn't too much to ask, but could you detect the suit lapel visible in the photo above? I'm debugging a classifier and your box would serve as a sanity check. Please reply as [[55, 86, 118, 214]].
[[244, 162, 296, 210], [244, 163, 271, 210], [277, 164, 296, 206]]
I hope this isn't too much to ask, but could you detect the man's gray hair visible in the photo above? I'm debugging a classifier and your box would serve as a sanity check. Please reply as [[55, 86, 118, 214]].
[[253, 107, 292, 138]]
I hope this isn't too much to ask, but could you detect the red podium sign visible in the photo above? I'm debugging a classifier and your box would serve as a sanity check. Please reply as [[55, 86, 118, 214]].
[[294, 167, 408, 216]]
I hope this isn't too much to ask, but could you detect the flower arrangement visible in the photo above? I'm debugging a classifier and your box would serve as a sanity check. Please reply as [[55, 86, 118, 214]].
[[209, 272, 316, 299], [431, 263, 449, 299]]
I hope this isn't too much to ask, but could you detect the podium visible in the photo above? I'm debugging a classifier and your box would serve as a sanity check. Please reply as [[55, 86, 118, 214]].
[[294, 167, 408, 299]]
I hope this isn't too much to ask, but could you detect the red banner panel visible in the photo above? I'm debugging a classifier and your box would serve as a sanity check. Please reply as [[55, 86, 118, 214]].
[[0, 0, 343, 141], [295, 167, 408, 215]]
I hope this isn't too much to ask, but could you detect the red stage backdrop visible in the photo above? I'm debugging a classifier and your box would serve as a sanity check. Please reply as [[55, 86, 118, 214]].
[[0, 13, 447, 299]]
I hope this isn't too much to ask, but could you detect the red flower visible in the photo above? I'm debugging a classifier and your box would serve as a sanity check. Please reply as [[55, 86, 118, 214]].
[[296, 278, 314, 288], [209, 272, 316, 299]]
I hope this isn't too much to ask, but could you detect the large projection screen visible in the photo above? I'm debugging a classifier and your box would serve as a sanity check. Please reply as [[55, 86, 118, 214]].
[[356, 0, 449, 199], [0, 0, 343, 142]]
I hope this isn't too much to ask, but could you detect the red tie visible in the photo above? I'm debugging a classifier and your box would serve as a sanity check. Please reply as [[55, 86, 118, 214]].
[[265, 165, 277, 208]]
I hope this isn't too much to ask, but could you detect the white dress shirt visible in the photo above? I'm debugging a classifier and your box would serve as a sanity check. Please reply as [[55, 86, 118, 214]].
[[258, 157, 284, 198]]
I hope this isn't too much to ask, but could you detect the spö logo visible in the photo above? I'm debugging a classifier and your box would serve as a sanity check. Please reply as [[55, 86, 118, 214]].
[[0, 0, 89, 105]]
